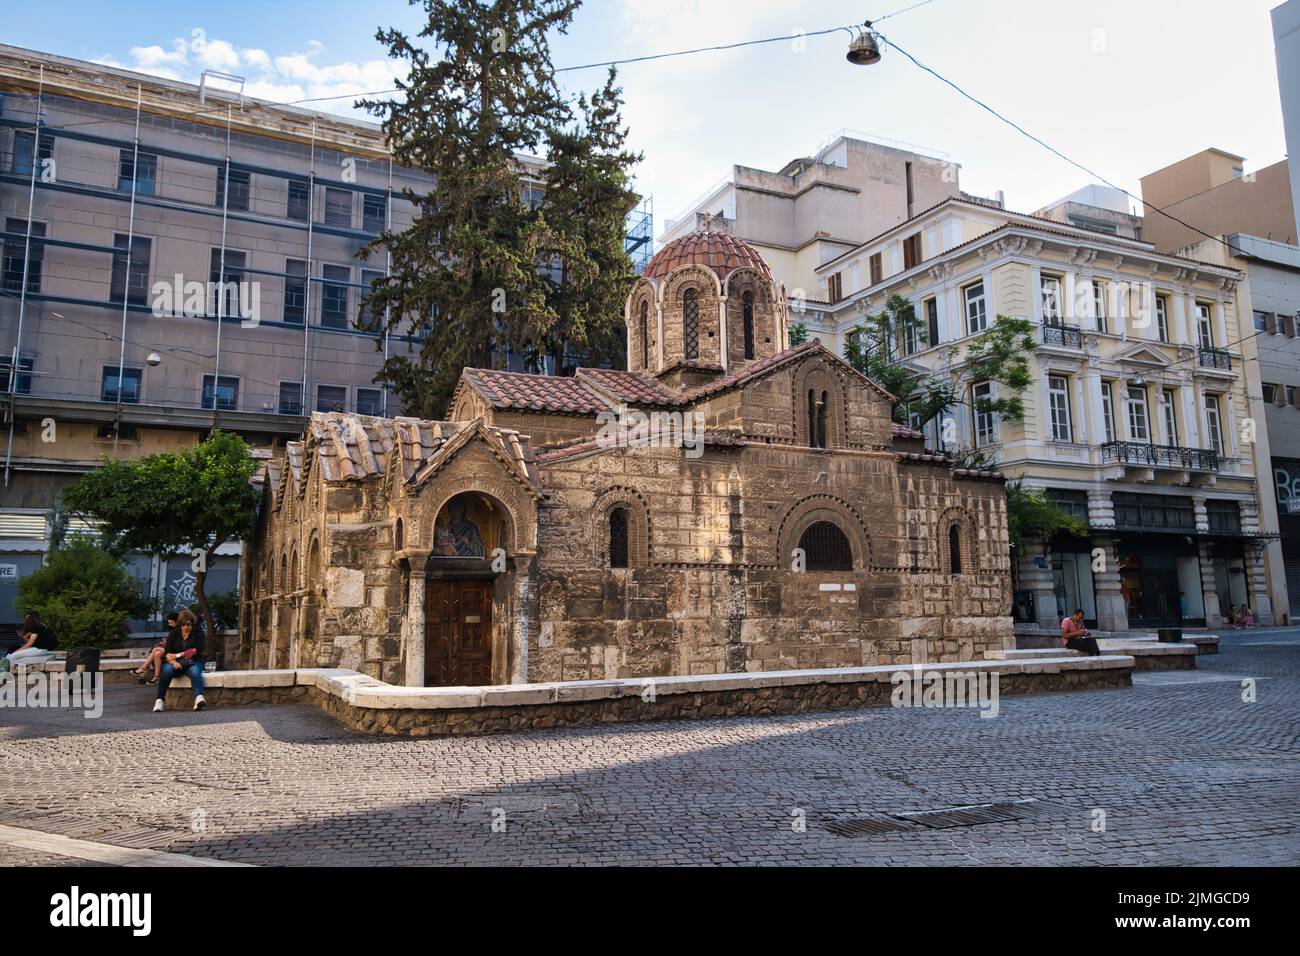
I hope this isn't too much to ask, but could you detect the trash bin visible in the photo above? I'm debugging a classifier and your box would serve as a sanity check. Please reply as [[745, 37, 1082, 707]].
[[1157, 628, 1183, 643], [64, 647, 101, 673]]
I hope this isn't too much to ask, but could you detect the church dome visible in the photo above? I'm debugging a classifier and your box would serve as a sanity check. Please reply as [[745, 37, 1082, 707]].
[[645, 230, 773, 282]]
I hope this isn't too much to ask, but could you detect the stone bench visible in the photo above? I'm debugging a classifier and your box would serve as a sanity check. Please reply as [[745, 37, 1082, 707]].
[[988, 642, 1196, 671], [31, 657, 152, 684], [156, 655, 1139, 737]]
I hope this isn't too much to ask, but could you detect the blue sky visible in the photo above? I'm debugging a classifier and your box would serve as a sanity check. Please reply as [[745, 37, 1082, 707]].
[[4, 0, 1290, 236]]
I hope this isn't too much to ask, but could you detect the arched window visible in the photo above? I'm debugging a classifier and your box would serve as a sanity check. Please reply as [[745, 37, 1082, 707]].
[[799, 521, 853, 571], [683, 288, 700, 360], [807, 389, 828, 448], [948, 524, 963, 574], [639, 300, 649, 369], [609, 507, 630, 568], [742, 290, 755, 359], [394, 517, 404, 551]]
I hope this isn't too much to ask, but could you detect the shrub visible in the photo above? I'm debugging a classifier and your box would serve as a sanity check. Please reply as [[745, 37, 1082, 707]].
[[17, 539, 154, 650]]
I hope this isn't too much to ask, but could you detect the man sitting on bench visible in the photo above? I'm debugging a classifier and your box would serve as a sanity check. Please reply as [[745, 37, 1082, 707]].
[[1061, 609, 1102, 656]]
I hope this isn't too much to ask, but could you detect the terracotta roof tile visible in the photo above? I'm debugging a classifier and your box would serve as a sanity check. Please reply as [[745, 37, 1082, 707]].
[[576, 368, 679, 406], [463, 368, 610, 414], [645, 231, 774, 282]]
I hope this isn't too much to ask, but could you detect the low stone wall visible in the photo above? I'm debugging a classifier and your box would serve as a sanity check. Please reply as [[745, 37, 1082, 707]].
[[161, 656, 1135, 737]]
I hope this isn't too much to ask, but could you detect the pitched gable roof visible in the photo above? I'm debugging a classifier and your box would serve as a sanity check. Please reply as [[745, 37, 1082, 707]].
[[460, 367, 610, 415]]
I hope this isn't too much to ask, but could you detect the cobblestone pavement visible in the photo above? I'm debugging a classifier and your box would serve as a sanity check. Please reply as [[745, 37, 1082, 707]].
[[2, 631, 1297, 866]]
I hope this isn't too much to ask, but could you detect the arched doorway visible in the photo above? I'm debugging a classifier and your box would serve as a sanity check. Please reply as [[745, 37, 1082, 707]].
[[425, 492, 513, 686]]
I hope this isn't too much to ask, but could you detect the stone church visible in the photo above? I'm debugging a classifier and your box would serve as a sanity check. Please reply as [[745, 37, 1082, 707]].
[[238, 230, 1013, 686]]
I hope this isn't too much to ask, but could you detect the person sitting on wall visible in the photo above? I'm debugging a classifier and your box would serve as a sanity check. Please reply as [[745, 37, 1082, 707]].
[[133, 610, 179, 685], [1, 613, 60, 675], [1240, 605, 1255, 628], [152, 609, 206, 713], [1061, 609, 1102, 656]]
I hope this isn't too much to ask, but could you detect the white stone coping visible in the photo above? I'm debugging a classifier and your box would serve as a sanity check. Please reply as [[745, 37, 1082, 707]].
[[989, 643, 1197, 660], [154, 655, 1135, 711]]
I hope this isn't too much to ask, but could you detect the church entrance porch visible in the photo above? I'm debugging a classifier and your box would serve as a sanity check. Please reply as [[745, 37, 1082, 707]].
[[426, 578, 494, 687]]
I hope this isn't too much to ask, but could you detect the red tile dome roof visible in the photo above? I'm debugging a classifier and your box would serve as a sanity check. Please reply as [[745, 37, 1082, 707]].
[[645, 231, 773, 282]]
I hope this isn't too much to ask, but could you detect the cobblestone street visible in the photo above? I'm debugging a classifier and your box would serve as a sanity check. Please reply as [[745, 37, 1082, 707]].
[[2, 631, 1297, 866]]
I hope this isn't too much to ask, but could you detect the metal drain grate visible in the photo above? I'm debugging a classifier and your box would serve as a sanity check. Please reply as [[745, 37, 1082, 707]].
[[824, 817, 917, 837], [891, 798, 1053, 830]]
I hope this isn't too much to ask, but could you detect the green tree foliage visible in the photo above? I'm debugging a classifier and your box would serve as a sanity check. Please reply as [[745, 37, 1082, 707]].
[[843, 293, 1036, 437], [1004, 480, 1088, 554], [357, 0, 641, 416], [788, 320, 809, 347], [59, 431, 258, 642], [17, 538, 153, 650]]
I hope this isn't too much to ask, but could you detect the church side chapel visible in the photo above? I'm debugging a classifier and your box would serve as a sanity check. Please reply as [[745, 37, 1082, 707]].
[[239, 228, 1014, 687]]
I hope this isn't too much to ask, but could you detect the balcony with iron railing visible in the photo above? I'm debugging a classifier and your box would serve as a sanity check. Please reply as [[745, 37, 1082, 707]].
[[1041, 322, 1083, 348], [1197, 346, 1233, 370], [1100, 440, 1219, 472]]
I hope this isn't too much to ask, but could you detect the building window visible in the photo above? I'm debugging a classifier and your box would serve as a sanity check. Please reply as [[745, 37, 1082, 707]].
[[869, 252, 883, 285], [639, 300, 649, 369], [925, 297, 939, 347], [1101, 380, 1116, 443], [323, 187, 352, 227], [902, 233, 922, 270], [1091, 280, 1108, 332], [1254, 310, 1268, 333], [320, 265, 351, 328], [316, 384, 347, 413], [101, 366, 142, 404], [1041, 274, 1063, 323], [972, 381, 996, 446], [964, 281, 987, 334], [1159, 388, 1179, 446], [1203, 394, 1223, 456], [798, 521, 853, 571], [608, 506, 629, 569], [523, 185, 544, 210], [1195, 303, 1214, 349], [283, 259, 307, 324], [208, 249, 247, 318], [0, 354, 34, 395], [287, 179, 310, 221], [356, 387, 383, 416], [358, 268, 385, 326], [1263, 383, 1277, 404], [1288, 385, 1298, 407], [215, 166, 250, 211], [110, 235, 151, 305], [118, 149, 157, 195], [1126, 385, 1150, 443], [1155, 295, 1169, 342], [742, 290, 755, 359], [828, 272, 843, 303], [948, 524, 963, 574], [278, 381, 303, 416], [362, 194, 387, 232], [12, 130, 52, 177], [682, 288, 700, 360], [1048, 374, 1072, 442], [2, 218, 44, 294], [902, 312, 919, 356], [201, 374, 239, 411]]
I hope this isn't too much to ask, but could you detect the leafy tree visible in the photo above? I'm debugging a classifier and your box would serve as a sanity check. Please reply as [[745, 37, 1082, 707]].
[[788, 320, 809, 347], [59, 430, 258, 642], [1004, 480, 1088, 555], [843, 293, 1036, 441], [357, 0, 640, 415], [17, 538, 153, 650]]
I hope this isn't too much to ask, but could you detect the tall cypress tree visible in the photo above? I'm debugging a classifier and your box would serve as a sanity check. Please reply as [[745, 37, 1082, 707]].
[[359, 0, 639, 415]]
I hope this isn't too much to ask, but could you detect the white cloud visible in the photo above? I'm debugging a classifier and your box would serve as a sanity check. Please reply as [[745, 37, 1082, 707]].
[[95, 27, 401, 117]]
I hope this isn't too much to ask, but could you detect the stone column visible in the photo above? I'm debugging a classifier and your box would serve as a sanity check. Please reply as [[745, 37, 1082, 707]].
[[288, 595, 301, 669], [1240, 499, 1275, 625], [1199, 541, 1223, 628], [510, 560, 533, 684], [268, 598, 281, 669], [1087, 491, 1127, 632], [404, 557, 427, 687], [1018, 535, 1059, 629]]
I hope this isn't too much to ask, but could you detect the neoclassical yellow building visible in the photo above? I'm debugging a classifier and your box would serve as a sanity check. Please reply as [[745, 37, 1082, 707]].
[[802, 195, 1284, 631]]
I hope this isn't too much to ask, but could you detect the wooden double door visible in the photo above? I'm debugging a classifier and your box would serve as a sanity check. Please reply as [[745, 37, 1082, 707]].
[[425, 579, 493, 686]]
